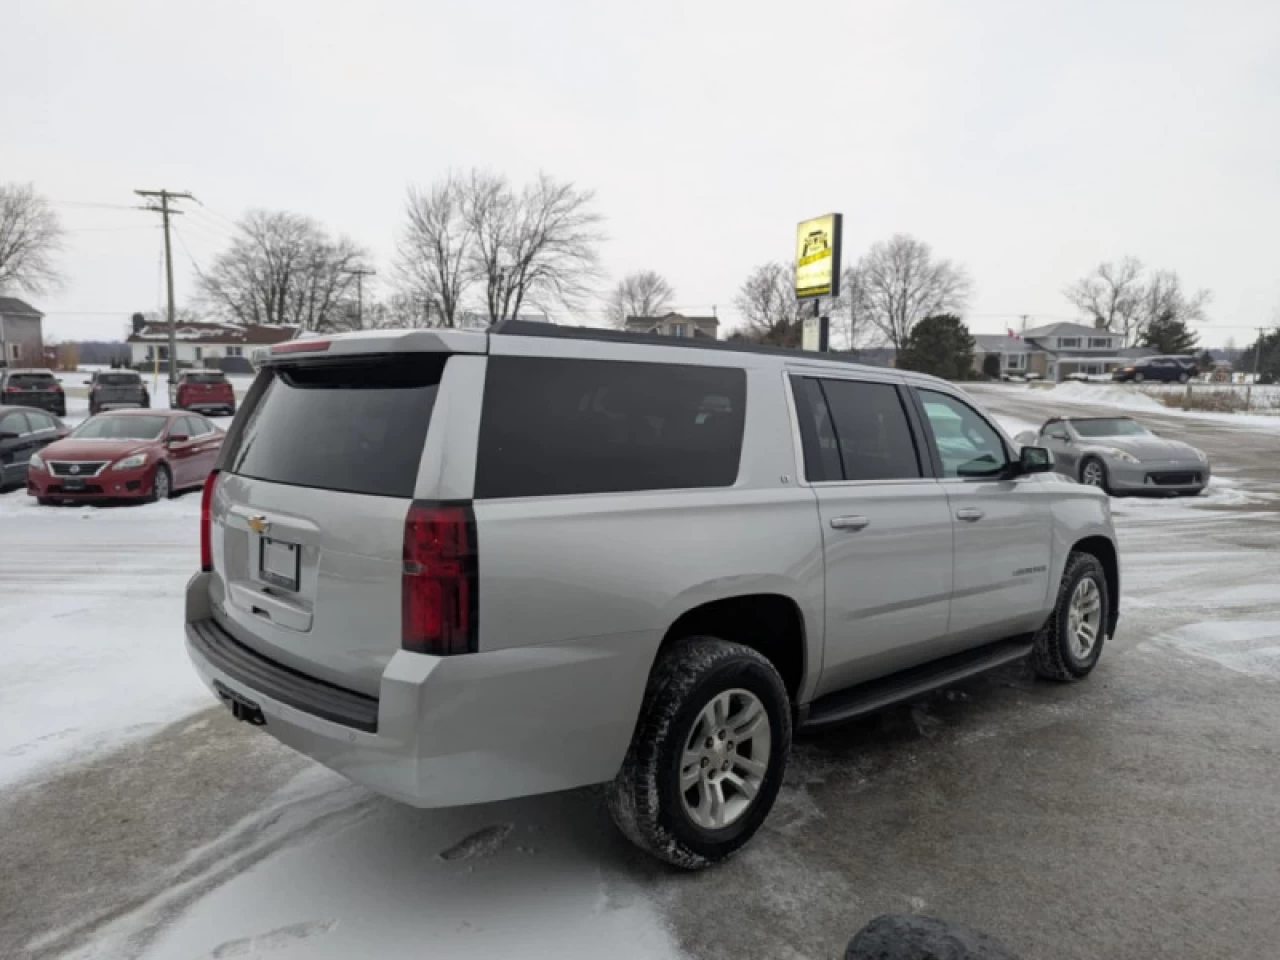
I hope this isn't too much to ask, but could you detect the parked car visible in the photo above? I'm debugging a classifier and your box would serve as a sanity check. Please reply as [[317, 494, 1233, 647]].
[[0, 405, 67, 490], [28, 409, 223, 505], [1028, 416, 1209, 495], [1111, 356, 1197, 383], [86, 370, 150, 414], [185, 325, 1120, 869], [171, 370, 236, 415], [0, 368, 67, 417]]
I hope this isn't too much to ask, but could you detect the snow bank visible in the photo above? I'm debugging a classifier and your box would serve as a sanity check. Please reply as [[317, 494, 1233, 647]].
[[1042, 381, 1168, 411]]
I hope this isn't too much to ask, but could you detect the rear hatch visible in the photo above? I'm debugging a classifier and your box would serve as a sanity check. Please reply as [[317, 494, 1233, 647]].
[[180, 372, 233, 406], [212, 354, 448, 695], [94, 372, 146, 407], [4, 372, 62, 407]]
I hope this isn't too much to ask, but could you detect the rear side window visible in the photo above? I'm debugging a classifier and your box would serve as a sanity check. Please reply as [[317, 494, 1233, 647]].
[[0, 412, 31, 435], [225, 357, 445, 498], [793, 377, 921, 481], [475, 356, 746, 499]]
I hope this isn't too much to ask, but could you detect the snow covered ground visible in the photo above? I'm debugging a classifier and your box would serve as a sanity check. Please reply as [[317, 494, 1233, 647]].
[[1011, 380, 1280, 430], [4, 379, 1280, 960]]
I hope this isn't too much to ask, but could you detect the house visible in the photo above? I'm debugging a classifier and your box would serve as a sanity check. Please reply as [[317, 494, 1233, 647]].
[[625, 312, 719, 339], [0, 296, 45, 368], [972, 322, 1156, 381], [126, 317, 300, 369]]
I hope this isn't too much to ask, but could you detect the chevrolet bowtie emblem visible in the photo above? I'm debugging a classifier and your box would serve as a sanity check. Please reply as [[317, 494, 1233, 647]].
[[248, 515, 270, 535]]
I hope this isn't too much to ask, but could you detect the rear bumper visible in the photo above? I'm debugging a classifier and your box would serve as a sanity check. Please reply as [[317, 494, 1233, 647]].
[[183, 573, 654, 808]]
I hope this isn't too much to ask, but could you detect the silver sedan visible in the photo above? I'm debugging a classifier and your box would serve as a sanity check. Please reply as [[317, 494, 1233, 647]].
[[1020, 415, 1210, 495]]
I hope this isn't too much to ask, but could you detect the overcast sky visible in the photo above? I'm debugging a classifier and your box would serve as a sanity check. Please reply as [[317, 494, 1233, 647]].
[[4, 0, 1278, 346]]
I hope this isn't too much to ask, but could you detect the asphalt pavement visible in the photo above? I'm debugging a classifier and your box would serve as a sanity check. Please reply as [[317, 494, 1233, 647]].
[[3, 385, 1279, 960]]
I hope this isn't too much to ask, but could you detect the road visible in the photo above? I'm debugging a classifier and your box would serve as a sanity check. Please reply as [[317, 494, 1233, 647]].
[[2, 385, 1279, 960]]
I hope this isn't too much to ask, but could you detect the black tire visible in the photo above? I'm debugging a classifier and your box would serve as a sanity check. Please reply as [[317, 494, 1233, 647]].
[[147, 464, 172, 503], [1079, 456, 1111, 494], [36, 496, 57, 506], [226, 405, 236, 416], [607, 637, 792, 870], [1033, 552, 1110, 681], [1178, 372, 1190, 383]]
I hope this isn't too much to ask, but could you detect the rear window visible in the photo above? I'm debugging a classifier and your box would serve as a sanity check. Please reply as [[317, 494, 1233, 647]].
[[475, 356, 746, 499], [184, 372, 228, 384], [225, 357, 445, 498], [8, 372, 56, 386], [98, 372, 141, 385]]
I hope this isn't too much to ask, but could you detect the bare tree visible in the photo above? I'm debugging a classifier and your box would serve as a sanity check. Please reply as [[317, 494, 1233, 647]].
[[733, 262, 805, 347], [1062, 257, 1146, 344], [464, 171, 605, 324], [395, 177, 473, 327], [856, 234, 972, 352], [197, 210, 368, 332], [0, 182, 65, 295], [605, 270, 676, 326], [1141, 270, 1210, 330], [830, 264, 877, 353]]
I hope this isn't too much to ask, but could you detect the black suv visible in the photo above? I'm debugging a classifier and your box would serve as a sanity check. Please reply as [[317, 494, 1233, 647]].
[[1111, 356, 1197, 384], [87, 370, 150, 414], [0, 368, 67, 416]]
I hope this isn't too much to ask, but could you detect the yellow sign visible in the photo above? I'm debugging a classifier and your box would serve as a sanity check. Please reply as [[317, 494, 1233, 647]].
[[795, 214, 842, 299]]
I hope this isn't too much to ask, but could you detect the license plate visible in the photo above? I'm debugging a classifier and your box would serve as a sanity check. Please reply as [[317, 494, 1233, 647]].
[[62, 478, 86, 491], [260, 537, 300, 591]]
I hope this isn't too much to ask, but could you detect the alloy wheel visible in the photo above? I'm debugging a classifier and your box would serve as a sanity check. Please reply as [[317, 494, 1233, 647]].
[[1067, 576, 1103, 659], [679, 689, 772, 830], [1082, 462, 1105, 487]]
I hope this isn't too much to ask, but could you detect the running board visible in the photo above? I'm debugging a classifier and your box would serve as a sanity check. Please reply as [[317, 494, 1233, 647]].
[[801, 637, 1034, 729]]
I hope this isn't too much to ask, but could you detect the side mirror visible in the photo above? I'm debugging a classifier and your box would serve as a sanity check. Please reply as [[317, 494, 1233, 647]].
[[167, 433, 189, 444], [1017, 445, 1053, 475]]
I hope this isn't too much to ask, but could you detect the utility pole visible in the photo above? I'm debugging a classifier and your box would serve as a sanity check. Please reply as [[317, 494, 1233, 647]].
[[1247, 326, 1265, 407], [343, 267, 376, 328], [135, 189, 193, 384]]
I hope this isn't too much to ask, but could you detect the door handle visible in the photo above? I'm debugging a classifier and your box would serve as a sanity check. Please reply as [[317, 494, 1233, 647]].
[[830, 515, 870, 531], [956, 507, 985, 522]]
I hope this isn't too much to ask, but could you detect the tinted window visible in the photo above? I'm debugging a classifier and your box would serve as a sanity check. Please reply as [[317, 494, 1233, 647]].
[[98, 372, 141, 385], [185, 372, 228, 384], [1071, 418, 1148, 438], [919, 390, 1007, 478], [72, 415, 168, 440], [0, 412, 31, 435], [171, 416, 197, 438], [192, 415, 215, 435], [226, 357, 444, 498], [26, 411, 57, 431], [475, 357, 746, 499], [790, 377, 842, 482], [818, 379, 921, 481], [8, 372, 56, 387]]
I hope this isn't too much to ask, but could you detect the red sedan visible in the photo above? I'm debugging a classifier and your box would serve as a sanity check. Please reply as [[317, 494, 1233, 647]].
[[27, 409, 223, 505]]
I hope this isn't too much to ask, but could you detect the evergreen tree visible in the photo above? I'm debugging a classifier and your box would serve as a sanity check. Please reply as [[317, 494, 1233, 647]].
[[896, 314, 975, 381]]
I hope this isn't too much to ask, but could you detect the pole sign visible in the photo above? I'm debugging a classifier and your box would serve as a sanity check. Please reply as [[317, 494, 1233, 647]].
[[794, 213, 843, 300]]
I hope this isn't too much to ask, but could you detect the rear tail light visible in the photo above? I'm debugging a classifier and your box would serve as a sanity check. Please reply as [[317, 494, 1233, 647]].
[[402, 502, 478, 656], [3, 387, 19, 393], [200, 470, 220, 572]]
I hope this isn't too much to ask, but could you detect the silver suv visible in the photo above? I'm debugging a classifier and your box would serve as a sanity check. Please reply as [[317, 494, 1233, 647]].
[[185, 323, 1120, 868]]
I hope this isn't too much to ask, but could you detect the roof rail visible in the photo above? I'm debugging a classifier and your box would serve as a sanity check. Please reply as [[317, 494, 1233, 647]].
[[489, 319, 882, 367]]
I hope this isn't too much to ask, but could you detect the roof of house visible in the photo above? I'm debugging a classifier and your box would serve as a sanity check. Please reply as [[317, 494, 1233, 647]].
[[1021, 321, 1116, 340], [0, 296, 43, 318], [973, 334, 1034, 354], [126, 321, 300, 345]]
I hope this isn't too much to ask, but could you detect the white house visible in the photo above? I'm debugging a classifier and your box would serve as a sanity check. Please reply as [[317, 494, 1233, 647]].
[[973, 322, 1156, 381], [126, 319, 300, 369]]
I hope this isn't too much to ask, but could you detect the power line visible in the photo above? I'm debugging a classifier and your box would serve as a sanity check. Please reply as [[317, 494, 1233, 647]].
[[51, 200, 144, 211], [135, 189, 193, 382]]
